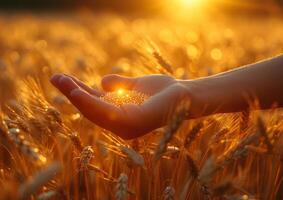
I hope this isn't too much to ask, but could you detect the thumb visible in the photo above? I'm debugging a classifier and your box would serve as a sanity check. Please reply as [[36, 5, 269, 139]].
[[101, 74, 137, 91]]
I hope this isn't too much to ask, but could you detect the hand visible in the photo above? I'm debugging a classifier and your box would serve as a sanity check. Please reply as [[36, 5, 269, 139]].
[[50, 74, 199, 139]]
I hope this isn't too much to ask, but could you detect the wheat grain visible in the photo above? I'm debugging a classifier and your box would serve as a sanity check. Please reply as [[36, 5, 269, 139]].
[[152, 51, 174, 75], [45, 107, 62, 124], [116, 173, 128, 200], [198, 156, 218, 185], [164, 186, 175, 200], [120, 145, 145, 166], [100, 90, 148, 107], [79, 146, 94, 170], [185, 153, 199, 179], [184, 122, 203, 149], [7, 128, 47, 164], [69, 132, 84, 152], [18, 162, 61, 199]]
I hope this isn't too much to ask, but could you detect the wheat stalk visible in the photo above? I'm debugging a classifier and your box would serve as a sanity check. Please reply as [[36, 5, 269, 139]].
[[7, 128, 47, 164], [120, 145, 145, 167], [154, 101, 190, 161], [69, 132, 84, 152], [257, 116, 273, 152], [184, 122, 203, 149], [37, 190, 57, 200], [18, 162, 61, 199], [116, 173, 128, 200], [164, 186, 175, 200], [79, 146, 94, 170]]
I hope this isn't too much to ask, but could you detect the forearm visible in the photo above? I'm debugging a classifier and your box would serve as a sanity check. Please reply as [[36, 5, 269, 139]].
[[181, 55, 283, 116]]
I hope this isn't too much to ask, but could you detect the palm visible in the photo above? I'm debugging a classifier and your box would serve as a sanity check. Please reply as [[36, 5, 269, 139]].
[[50, 74, 189, 139]]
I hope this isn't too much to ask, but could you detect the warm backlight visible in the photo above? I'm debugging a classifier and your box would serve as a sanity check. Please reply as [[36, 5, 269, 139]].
[[117, 88, 125, 95], [165, 0, 208, 18], [180, 0, 205, 8]]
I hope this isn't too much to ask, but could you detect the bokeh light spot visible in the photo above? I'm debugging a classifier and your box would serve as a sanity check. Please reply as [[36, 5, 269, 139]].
[[186, 44, 199, 60], [210, 48, 223, 61]]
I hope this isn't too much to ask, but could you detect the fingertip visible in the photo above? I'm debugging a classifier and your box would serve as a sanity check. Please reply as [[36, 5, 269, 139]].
[[55, 76, 80, 96], [101, 74, 136, 91], [101, 74, 117, 81], [50, 73, 64, 85], [68, 75, 104, 96], [58, 75, 69, 84], [101, 74, 117, 90]]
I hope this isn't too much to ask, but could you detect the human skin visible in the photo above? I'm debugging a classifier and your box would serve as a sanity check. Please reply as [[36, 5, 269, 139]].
[[50, 55, 283, 139]]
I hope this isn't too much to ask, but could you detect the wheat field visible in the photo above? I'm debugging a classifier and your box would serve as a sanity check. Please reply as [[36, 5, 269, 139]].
[[0, 12, 282, 200]]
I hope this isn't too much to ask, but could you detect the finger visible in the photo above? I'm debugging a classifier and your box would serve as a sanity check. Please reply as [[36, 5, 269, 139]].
[[50, 73, 103, 96], [64, 74, 104, 96], [55, 76, 81, 97], [69, 88, 123, 129], [50, 73, 63, 86], [101, 74, 137, 92]]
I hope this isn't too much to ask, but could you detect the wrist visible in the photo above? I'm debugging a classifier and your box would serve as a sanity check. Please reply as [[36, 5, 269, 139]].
[[178, 76, 233, 117], [177, 78, 212, 118], [178, 74, 250, 117]]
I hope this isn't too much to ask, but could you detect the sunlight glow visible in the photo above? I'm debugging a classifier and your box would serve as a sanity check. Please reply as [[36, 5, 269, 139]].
[[180, 0, 205, 8], [165, 0, 209, 19], [117, 88, 124, 95], [101, 90, 149, 107]]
